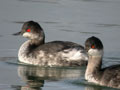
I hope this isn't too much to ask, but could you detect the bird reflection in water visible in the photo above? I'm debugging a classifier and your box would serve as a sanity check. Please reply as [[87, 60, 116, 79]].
[[18, 66, 45, 90], [17, 65, 85, 90]]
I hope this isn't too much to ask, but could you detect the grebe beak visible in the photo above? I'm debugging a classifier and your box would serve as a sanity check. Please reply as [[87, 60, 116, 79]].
[[12, 31, 21, 36]]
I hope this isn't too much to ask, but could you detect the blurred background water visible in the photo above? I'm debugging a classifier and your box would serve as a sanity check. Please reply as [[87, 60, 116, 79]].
[[0, 0, 120, 90]]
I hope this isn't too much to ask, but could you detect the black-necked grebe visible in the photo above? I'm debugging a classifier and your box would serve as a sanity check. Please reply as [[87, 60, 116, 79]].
[[85, 36, 120, 89], [13, 21, 88, 67]]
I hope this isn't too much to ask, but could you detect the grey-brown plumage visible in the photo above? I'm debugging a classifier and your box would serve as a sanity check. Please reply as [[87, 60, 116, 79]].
[[14, 21, 88, 66], [85, 36, 120, 89]]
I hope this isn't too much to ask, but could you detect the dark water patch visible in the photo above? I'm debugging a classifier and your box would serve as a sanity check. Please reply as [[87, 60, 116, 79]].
[[18, 0, 58, 4]]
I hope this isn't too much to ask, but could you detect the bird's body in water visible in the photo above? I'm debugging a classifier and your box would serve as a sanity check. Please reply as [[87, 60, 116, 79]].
[[14, 21, 88, 67], [85, 36, 120, 89]]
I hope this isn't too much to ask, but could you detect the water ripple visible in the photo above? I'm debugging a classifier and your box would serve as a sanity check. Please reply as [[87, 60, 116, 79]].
[[12, 21, 25, 24], [60, 29, 100, 34], [102, 57, 120, 67], [0, 35, 3, 37], [104, 56, 120, 61], [18, 0, 58, 4], [0, 57, 17, 61], [75, 0, 120, 3], [10, 20, 60, 25], [96, 23, 120, 27]]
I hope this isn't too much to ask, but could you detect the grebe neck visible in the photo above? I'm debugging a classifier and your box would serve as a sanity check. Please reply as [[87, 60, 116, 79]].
[[30, 38, 45, 46], [85, 49, 103, 83], [27, 38, 45, 53]]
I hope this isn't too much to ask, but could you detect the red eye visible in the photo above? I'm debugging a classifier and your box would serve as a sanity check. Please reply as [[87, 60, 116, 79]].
[[26, 29, 31, 32], [91, 45, 95, 49]]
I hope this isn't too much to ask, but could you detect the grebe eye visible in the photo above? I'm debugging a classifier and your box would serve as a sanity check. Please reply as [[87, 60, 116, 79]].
[[26, 29, 31, 32], [91, 45, 95, 49]]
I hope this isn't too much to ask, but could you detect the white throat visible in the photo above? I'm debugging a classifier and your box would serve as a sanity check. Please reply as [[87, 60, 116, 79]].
[[88, 49, 103, 57]]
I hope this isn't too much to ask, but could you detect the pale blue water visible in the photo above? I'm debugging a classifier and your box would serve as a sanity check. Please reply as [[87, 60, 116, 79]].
[[0, 0, 120, 90]]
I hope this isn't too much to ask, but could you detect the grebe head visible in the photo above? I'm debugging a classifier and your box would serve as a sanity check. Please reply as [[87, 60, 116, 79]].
[[13, 21, 45, 40], [85, 36, 104, 56]]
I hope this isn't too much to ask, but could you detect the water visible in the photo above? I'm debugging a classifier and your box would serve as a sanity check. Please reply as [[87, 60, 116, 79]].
[[0, 0, 120, 89]]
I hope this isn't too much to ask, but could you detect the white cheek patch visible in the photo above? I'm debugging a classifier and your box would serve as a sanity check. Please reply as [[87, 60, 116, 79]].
[[23, 32, 39, 39], [88, 49, 103, 56], [23, 32, 30, 38]]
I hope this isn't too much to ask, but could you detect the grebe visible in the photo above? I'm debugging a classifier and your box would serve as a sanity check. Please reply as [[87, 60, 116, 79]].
[[85, 36, 120, 89], [13, 21, 88, 67]]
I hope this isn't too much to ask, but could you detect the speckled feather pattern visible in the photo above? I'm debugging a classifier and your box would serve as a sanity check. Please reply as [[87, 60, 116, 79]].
[[18, 40, 88, 67], [100, 65, 120, 88]]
